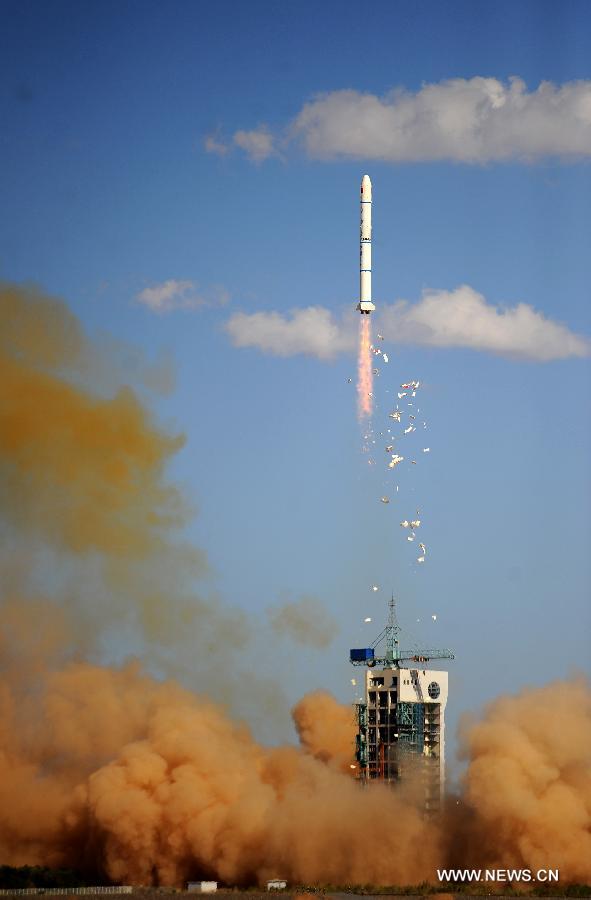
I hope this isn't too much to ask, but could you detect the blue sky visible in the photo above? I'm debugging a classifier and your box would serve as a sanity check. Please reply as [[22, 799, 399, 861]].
[[2, 0, 591, 767]]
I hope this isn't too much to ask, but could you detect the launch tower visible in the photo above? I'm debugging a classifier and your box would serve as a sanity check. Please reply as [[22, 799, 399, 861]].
[[350, 597, 454, 812]]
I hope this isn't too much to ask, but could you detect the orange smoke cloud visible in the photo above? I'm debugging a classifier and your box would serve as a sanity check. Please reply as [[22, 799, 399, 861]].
[[1, 283, 590, 889], [4, 656, 588, 888], [0, 282, 286, 735], [453, 678, 591, 881], [0, 661, 438, 886], [357, 316, 373, 419], [267, 596, 338, 649], [292, 690, 356, 773], [0, 284, 185, 557]]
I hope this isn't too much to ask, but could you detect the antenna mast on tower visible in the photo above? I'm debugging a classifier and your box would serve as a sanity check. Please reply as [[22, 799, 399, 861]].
[[385, 594, 400, 664], [350, 595, 454, 668]]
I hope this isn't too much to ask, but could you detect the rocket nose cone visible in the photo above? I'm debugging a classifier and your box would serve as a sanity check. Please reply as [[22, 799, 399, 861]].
[[361, 174, 372, 199]]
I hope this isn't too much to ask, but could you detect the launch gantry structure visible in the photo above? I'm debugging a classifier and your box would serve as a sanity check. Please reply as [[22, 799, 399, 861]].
[[349, 597, 454, 810], [349, 595, 455, 669]]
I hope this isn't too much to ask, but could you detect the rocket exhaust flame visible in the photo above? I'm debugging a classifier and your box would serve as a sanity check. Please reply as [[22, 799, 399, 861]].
[[357, 315, 373, 419]]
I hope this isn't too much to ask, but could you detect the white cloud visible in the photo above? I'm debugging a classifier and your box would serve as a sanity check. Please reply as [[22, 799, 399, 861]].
[[232, 126, 276, 162], [204, 134, 230, 156], [136, 280, 230, 314], [380, 285, 590, 360], [224, 287, 590, 361], [224, 306, 355, 359], [204, 126, 277, 162], [229, 77, 591, 163]]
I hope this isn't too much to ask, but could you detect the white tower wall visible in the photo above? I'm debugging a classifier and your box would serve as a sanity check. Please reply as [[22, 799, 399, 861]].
[[362, 665, 448, 811]]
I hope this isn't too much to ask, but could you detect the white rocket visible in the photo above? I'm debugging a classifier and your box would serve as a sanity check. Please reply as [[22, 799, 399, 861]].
[[356, 174, 375, 314]]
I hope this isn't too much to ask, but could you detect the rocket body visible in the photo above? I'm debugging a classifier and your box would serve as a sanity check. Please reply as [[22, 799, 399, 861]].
[[357, 174, 375, 314]]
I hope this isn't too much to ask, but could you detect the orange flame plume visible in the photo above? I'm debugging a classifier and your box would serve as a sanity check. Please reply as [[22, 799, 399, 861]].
[[357, 316, 373, 420]]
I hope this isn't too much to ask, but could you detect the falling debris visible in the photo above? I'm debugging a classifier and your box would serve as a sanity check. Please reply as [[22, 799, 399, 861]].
[[377, 333, 384, 340], [372, 585, 379, 592], [371, 370, 433, 566], [431, 614, 437, 620], [351, 679, 357, 686], [347, 378, 352, 384], [383, 354, 389, 363], [364, 617, 372, 623]]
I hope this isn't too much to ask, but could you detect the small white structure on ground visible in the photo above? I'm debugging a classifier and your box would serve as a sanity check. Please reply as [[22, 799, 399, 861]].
[[267, 879, 287, 890], [187, 882, 218, 893]]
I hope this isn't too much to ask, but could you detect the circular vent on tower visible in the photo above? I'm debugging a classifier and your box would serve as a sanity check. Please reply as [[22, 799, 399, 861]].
[[428, 681, 441, 699]]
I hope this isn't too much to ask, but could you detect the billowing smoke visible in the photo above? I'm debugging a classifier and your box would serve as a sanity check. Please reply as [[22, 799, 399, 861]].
[[2, 650, 589, 885], [0, 660, 437, 886], [267, 596, 338, 649], [0, 282, 183, 561], [0, 282, 287, 734], [450, 678, 591, 882], [1, 283, 589, 887], [292, 690, 356, 772]]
